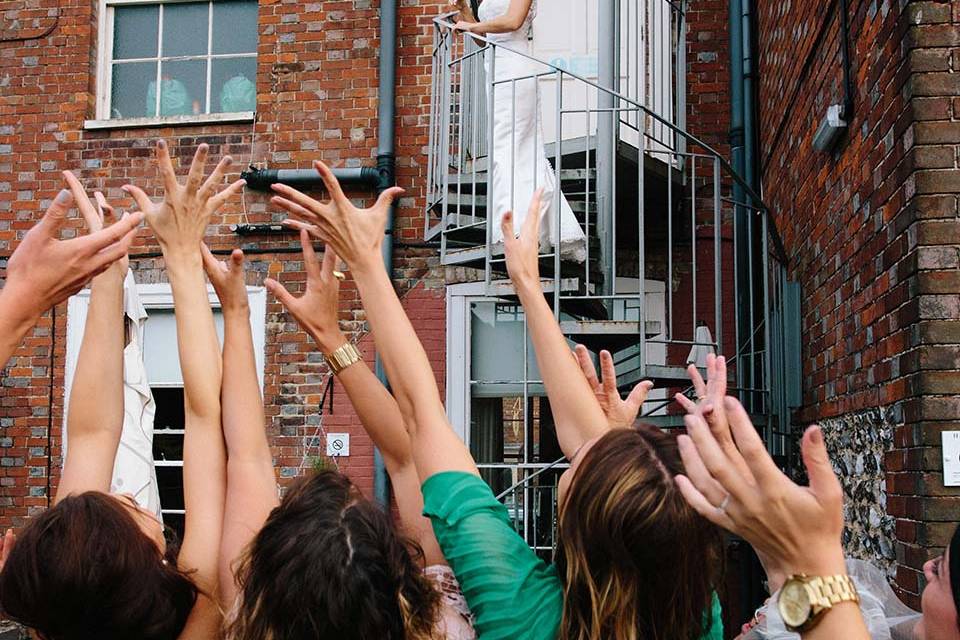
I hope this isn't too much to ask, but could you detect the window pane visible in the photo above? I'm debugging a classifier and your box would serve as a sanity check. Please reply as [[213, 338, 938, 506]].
[[161, 2, 209, 57], [163, 513, 185, 543], [470, 302, 543, 394], [112, 61, 158, 118], [153, 433, 184, 463], [156, 467, 185, 510], [113, 4, 159, 60], [144, 309, 225, 385], [211, 57, 256, 113], [212, 0, 258, 54], [156, 59, 207, 115], [152, 388, 185, 430]]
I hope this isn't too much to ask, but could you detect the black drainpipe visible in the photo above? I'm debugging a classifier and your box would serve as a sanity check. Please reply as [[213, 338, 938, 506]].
[[839, 0, 854, 121], [241, 0, 398, 509]]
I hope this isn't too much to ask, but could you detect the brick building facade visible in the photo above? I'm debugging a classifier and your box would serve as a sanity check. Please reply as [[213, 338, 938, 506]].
[[1, 0, 956, 627], [0, 0, 453, 528], [756, 0, 960, 607]]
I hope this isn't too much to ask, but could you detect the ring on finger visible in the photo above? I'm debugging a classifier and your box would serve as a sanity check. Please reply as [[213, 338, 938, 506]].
[[717, 494, 730, 513]]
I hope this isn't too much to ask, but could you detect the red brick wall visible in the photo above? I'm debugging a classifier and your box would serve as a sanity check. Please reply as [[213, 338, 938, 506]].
[[757, 0, 960, 605], [686, 0, 731, 156], [0, 0, 449, 529]]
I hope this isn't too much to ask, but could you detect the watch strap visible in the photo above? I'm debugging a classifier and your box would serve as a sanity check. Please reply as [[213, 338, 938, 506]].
[[807, 574, 860, 611], [324, 342, 362, 375], [788, 573, 860, 632]]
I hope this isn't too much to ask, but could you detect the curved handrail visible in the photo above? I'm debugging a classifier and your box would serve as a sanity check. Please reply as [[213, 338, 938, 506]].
[[432, 13, 788, 265]]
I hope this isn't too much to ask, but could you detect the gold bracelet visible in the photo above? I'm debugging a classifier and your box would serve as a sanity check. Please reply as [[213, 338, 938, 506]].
[[324, 342, 362, 375]]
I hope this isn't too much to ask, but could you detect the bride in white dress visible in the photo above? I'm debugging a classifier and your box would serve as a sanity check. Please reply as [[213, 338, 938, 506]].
[[453, 0, 587, 263]]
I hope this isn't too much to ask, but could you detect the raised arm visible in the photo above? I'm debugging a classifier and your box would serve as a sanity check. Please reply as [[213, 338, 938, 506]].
[[266, 229, 445, 565], [271, 162, 477, 482], [124, 140, 245, 637], [200, 244, 279, 606], [57, 176, 129, 502], [0, 176, 141, 368], [500, 193, 607, 458]]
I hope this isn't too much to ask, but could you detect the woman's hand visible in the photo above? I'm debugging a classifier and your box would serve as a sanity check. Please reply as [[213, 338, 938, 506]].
[[675, 396, 846, 579], [271, 160, 403, 275], [200, 244, 249, 314], [501, 188, 544, 297], [64, 172, 130, 276], [265, 229, 346, 354], [453, 20, 478, 32], [573, 345, 653, 429], [2, 174, 143, 322], [676, 354, 739, 461], [123, 140, 245, 261]]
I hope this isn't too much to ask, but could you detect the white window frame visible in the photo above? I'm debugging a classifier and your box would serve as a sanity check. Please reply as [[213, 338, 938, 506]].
[[63, 283, 267, 489], [88, 0, 257, 130]]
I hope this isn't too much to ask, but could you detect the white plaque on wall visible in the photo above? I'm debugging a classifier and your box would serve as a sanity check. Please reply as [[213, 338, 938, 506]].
[[942, 431, 960, 487]]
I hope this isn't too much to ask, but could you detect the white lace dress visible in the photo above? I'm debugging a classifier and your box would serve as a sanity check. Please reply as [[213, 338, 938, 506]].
[[424, 564, 477, 639], [480, 0, 587, 262]]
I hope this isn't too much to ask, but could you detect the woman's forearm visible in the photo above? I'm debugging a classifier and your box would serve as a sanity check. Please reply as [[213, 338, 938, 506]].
[[57, 270, 126, 501], [221, 307, 269, 462], [470, 16, 524, 34], [314, 331, 412, 472], [166, 258, 226, 594], [350, 264, 445, 434], [349, 261, 478, 481], [0, 289, 39, 369], [515, 283, 608, 458], [167, 261, 222, 420], [218, 303, 277, 607]]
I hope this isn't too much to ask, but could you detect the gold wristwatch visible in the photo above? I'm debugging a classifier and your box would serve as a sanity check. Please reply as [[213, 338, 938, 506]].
[[324, 342, 362, 375], [777, 573, 859, 632]]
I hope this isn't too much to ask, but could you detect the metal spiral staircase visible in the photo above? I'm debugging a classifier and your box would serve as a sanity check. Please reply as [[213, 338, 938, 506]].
[[426, 1, 799, 558]]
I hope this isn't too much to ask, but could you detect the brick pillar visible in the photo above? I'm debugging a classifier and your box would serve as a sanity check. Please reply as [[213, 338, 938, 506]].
[[887, 0, 960, 607]]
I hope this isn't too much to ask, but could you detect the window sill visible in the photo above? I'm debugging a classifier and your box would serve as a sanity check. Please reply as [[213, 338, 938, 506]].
[[83, 111, 255, 131]]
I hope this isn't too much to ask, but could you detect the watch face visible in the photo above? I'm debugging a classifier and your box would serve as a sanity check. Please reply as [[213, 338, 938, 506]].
[[778, 578, 813, 628]]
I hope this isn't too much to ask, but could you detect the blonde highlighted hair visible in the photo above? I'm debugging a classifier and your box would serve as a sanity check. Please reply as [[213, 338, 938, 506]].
[[555, 426, 723, 640]]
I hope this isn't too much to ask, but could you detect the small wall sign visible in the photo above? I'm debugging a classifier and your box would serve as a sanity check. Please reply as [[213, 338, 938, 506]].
[[942, 431, 960, 487], [326, 433, 350, 457]]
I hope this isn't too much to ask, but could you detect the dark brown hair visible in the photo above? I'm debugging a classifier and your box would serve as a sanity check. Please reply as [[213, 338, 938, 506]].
[[555, 425, 723, 640], [0, 491, 197, 640], [227, 469, 442, 640]]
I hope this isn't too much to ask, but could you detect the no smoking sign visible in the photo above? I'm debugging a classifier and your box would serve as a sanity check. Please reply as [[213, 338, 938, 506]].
[[326, 433, 350, 457]]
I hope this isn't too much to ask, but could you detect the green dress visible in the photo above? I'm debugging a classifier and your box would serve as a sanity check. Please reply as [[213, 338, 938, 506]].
[[422, 471, 723, 640]]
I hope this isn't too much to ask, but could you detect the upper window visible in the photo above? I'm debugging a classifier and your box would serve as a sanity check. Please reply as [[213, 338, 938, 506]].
[[97, 0, 258, 122]]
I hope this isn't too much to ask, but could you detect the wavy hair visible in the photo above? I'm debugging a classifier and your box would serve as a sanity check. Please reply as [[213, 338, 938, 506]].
[[555, 425, 723, 640], [227, 469, 442, 640]]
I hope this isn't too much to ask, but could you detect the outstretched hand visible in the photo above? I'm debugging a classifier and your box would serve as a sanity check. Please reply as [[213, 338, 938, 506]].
[[676, 354, 743, 471], [573, 345, 653, 429], [502, 187, 544, 296], [123, 140, 245, 259], [3, 172, 143, 322], [675, 397, 846, 581], [64, 171, 130, 276], [271, 160, 404, 274], [265, 229, 345, 353], [201, 245, 249, 313]]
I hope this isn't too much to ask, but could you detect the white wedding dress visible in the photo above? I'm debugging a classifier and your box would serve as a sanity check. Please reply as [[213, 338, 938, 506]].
[[480, 0, 587, 262]]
